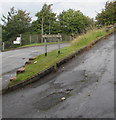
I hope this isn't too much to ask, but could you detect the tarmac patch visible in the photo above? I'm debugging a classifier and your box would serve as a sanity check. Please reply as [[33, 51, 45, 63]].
[[34, 92, 70, 111]]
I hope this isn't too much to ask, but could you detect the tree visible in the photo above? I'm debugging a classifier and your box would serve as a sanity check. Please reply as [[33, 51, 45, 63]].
[[58, 9, 93, 35], [33, 3, 57, 34], [96, 1, 116, 25], [2, 7, 31, 41]]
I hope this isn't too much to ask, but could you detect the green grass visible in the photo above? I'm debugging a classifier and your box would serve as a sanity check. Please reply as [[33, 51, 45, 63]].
[[9, 28, 112, 86]]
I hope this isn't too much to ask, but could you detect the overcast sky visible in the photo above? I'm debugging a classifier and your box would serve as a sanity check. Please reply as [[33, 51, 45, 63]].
[[0, 0, 112, 24]]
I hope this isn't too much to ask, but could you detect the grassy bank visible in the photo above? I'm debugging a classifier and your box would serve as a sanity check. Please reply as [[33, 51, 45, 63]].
[[9, 28, 111, 86]]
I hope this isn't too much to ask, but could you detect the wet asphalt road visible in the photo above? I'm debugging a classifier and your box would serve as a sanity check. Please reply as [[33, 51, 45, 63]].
[[2, 33, 115, 118], [1, 43, 70, 89]]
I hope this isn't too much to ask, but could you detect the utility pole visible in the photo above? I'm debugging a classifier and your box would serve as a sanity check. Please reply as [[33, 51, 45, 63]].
[[58, 33, 61, 54], [49, 21, 50, 35], [44, 37, 47, 56], [41, 16, 44, 43], [49, 4, 53, 35]]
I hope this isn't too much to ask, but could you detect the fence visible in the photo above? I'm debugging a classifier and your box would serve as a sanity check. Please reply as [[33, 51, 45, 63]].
[[1, 33, 73, 51]]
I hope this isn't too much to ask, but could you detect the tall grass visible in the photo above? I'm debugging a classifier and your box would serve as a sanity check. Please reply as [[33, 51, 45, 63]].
[[71, 29, 106, 47]]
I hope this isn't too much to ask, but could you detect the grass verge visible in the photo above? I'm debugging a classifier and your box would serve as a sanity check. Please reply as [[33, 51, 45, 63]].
[[9, 28, 113, 86]]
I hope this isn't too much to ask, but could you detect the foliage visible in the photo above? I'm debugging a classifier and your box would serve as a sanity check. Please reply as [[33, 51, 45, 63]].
[[2, 4, 94, 43], [2, 7, 31, 41], [96, 1, 116, 25], [31, 3, 58, 34], [31, 5, 94, 35], [58, 9, 94, 35]]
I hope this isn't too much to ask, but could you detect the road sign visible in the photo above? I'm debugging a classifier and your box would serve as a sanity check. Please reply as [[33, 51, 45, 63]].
[[42, 34, 61, 38], [42, 34, 62, 56]]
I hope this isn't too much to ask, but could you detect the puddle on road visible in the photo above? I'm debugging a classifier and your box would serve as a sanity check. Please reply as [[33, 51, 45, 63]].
[[34, 92, 71, 111]]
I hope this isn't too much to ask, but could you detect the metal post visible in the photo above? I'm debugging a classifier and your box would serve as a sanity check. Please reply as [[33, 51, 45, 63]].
[[30, 35, 31, 44], [58, 37, 60, 54], [2, 42, 4, 51], [45, 38, 47, 56]]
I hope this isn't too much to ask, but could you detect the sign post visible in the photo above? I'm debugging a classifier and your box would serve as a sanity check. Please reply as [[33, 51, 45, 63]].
[[42, 34, 62, 56], [58, 37, 60, 54], [44, 38, 47, 56]]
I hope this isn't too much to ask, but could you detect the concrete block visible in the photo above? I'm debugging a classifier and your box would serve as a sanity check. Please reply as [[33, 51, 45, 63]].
[[25, 61, 32, 65], [10, 76, 17, 81], [29, 57, 36, 61], [17, 67, 25, 74]]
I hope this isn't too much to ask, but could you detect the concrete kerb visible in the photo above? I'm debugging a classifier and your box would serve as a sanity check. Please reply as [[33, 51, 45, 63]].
[[55, 32, 113, 68], [2, 65, 54, 94], [2, 31, 113, 94]]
